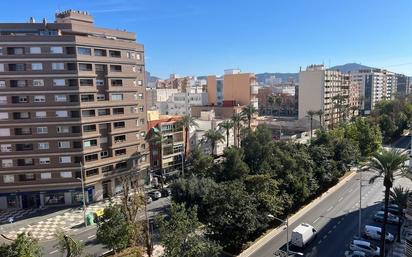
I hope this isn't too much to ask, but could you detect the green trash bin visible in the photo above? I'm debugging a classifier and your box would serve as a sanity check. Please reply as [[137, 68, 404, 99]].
[[86, 213, 95, 225]]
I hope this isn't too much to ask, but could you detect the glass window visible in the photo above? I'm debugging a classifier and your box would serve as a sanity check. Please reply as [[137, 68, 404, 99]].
[[0, 112, 8, 120], [35, 111, 47, 118], [30, 47, 41, 54], [1, 144, 12, 152], [3, 175, 14, 183], [0, 64, 4, 72], [111, 94, 123, 101], [78, 47, 92, 55], [96, 79, 104, 86], [34, 95, 46, 103], [54, 95, 67, 102], [57, 126, 70, 133], [31, 63, 43, 70], [59, 156, 71, 163], [53, 79, 66, 86], [41, 173, 52, 179], [39, 157, 50, 164], [33, 79, 44, 87], [38, 142, 49, 150], [44, 192, 65, 205], [0, 128, 10, 136], [2, 159, 12, 167], [58, 141, 70, 148], [60, 171, 72, 178], [0, 96, 6, 104], [97, 94, 105, 101], [36, 127, 48, 134], [0, 47, 2, 55], [0, 81, 5, 88], [56, 110, 68, 117], [52, 63, 64, 70], [50, 46, 63, 54]]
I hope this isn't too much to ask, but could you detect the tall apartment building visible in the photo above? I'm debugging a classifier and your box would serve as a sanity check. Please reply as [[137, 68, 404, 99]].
[[0, 11, 149, 209], [207, 69, 259, 108], [298, 65, 349, 128], [396, 74, 410, 97], [351, 69, 397, 114]]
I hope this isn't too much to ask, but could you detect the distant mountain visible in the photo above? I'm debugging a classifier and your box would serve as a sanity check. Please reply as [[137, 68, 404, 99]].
[[255, 72, 299, 84], [329, 63, 372, 73]]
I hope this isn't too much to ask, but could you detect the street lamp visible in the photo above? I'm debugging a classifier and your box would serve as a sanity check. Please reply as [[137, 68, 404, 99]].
[[268, 214, 289, 254], [76, 162, 87, 227]]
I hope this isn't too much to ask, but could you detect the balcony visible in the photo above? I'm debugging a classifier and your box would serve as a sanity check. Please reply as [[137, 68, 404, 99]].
[[251, 85, 259, 95]]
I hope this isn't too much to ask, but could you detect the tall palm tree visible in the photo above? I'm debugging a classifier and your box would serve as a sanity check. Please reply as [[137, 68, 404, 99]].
[[145, 128, 165, 187], [349, 106, 358, 121], [368, 149, 409, 257], [241, 104, 257, 129], [177, 115, 198, 160], [203, 129, 225, 156], [307, 110, 316, 139], [275, 95, 283, 116], [315, 109, 324, 130], [390, 186, 410, 242], [219, 120, 233, 148], [231, 113, 244, 147], [267, 95, 274, 115]]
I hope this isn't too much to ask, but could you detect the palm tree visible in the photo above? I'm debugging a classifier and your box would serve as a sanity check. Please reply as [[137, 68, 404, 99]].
[[231, 113, 244, 147], [55, 231, 84, 257], [241, 104, 257, 129], [307, 110, 316, 140], [203, 129, 225, 156], [267, 95, 274, 115], [390, 186, 410, 242], [350, 106, 358, 121], [368, 149, 409, 257], [177, 115, 198, 160], [315, 109, 324, 130], [219, 120, 233, 148], [145, 128, 165, 187], [275, 95, 283, 116]]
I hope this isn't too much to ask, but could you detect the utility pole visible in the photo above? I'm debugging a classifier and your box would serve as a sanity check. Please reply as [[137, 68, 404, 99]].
[[358, 168, 362, 237]]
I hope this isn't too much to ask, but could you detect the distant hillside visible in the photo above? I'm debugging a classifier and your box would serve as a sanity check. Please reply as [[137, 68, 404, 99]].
[[329, 63, 372, 73], [256, 72, 298, 84]]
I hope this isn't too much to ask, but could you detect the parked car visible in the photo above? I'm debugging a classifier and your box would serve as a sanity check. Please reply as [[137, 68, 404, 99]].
[[344, 250, 366, 257], [363, 225, 395, 243], [373, 211, 399, 224], [148, 191, 162, 200], [381, 204, 400, 215], [291, 223, 317, 248], [160, 188, 172, 197], [349, 240, 379, 257]]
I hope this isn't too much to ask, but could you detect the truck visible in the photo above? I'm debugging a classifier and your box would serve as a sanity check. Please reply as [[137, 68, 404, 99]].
[[291, 223, 317, 248]]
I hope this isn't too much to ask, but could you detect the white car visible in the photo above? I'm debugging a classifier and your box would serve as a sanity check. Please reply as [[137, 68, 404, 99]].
[[345, 250, 366, 257], [349, 240, 379, 257], [363, 225, 395, 243], [373, 211, 399, 224]]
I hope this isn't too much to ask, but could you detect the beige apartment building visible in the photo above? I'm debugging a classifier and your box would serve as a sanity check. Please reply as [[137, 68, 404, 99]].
[[207, 69, 259, 108], [0, 10, 149, 209], [298, 65, 349, 128]]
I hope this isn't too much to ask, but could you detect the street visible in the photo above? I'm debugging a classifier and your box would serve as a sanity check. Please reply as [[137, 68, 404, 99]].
[[39, 196, 170, 257]]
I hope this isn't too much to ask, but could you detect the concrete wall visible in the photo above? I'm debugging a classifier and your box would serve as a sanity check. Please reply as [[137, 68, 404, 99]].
[[298, 70, 323, 120]]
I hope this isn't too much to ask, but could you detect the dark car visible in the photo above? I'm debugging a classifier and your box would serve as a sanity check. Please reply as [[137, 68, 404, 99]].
[[148, 191, 161, 200], [160, 188, 172, 197]]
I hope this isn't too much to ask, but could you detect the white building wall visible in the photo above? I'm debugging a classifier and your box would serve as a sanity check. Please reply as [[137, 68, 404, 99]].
[[298, 70, 324, 120]]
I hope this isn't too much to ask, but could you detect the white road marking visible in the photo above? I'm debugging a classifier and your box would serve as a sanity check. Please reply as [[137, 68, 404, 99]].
[[333, 225, 336, 229], [313, 217, 320, 223], [49, 250, 58, 254], [323, 235, 327, 240], [327, 206, 333, 212], [338, 197, 343, 202], [337, 220, 341, 225], [87, 235, 96, 239]]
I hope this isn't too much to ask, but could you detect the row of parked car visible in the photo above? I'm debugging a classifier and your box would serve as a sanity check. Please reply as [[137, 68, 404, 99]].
[[345, 204, 401, 257]]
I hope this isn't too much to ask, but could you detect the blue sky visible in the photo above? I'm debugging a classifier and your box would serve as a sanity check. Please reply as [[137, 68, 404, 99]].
[[2, 0, 412, 78]]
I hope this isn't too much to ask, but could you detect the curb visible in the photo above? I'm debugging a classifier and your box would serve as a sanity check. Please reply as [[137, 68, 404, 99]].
[[239, 171, 357, 257]]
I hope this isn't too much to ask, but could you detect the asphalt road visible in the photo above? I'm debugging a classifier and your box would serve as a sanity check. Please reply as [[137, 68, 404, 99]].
[[40, 196, 170, 257]]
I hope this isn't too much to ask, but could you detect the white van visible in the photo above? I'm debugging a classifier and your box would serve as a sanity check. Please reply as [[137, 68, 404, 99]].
[[291, 223, 317, 248], [363, 225, 394, 242]]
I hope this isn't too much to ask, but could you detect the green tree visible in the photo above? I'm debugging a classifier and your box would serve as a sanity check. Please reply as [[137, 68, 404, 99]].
[[267, 95, 274, 115], [368, 149, 409, 257], [203, 129, 225, 156], [306, 110, 316, 139], [146, 128, 166, 185], [97, 204, 132, 254], [55, 231, 84, 257], [346, 118, 382, 157], [219, 120, 233, 147], [157, 203, 221, 257], [1, 233, 42, 257], [177, 115, 198, 160], [390, 186, 410, 242], [231, 113, 244, 147], [219, 147, 249, 181], [241, 104, 257, 129], [188, 147, 215, 177]]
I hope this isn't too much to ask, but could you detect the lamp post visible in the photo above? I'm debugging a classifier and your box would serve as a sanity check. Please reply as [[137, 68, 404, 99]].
[[76, 162, 87, 227], [268, 214, 289, 254], [358, 168, 362, 237]]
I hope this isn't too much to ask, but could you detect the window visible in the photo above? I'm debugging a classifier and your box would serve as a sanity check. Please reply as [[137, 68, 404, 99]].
[[0, 47, 2, 55], [111, 94, 123, 101], [100, 151, 109, 158], [94, 49, 107, 56], [3, 175, 14, 183], [77, 47, 92, 55], [10, 80, 27, 88], [1, 144, 12, 152], [2, 159, 12, 168], [136, 53, 141, 60], [111, 79, 123, 86], [139, 106, 144, 112], [58, 141, 70, 148], [0, 112, 8, 120], [86, 169, 99, 177], [137, 80, 143, 86], [14, 128, 31, 135], [81, 95, 94, 102], [85, 154, 98, 162], [41, 173, 52, 179], [0, 96, 7, 104], [115, 149, 126, 156], [138, 93, 144, 100], [0, 81, 5, 88], [52, 63, 64, 70], [8, 47, 24, 55], [110, 65, 122, 72], [13, 112, 30, 119], [114, 121, 125, 128], [95, 64, 106, 72], [109, 50, 121, 58], [98, 109, 110, 116], [16, 143, 33, 151], [115, 161, 127, 169], [114, 135, 126, 143], [30, 47, 41, 54], [38, 142, 49, 150], [140, 131, 146, 137], [132, 66, 136, 72], [0, 128, 10, 136], [19, 174, 35, 181], [96, 94, 106, 101], [54, 95, 67, 102], [79, 79, 93, 86], [39, 157, 50, 164], [57, 126, 70, 133], [56, 110, 68, 118], [53, 79, 66, 86], [60, 171, 72, 178], [31, 63, 43, 70], [100, 137, 108, 144], [83, 124, 96, 132], [59, 156, 71, 164], [0, 64, 4, 72], [34, 95, 46, 103], [96, 79, 104, 86], [33, 79, 44, 87], [83, 139, 97, 147], [81, 110, 95, 117], [35, 111, 47, 118], [79, 63, 93, 71], [102, 165, 113, 173], [113, 107, 124, 115], [50, 46, 63, 54], [36, 127, 48, 134]]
